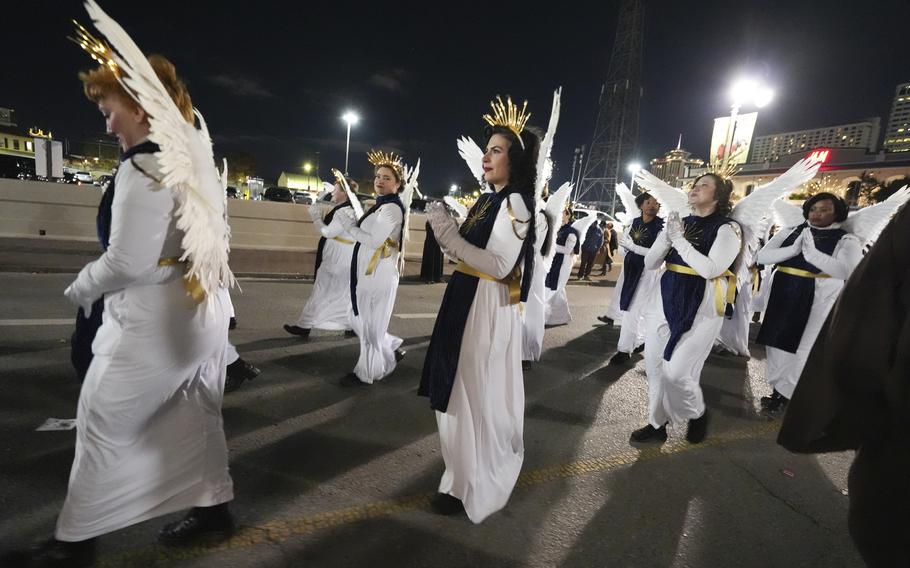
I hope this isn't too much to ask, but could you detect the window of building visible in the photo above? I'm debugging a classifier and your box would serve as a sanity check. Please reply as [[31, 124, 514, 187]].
[[25, 141, 33, 152], [13, 139, 19, 150]]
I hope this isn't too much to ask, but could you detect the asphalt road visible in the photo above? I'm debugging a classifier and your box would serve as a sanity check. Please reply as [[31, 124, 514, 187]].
[[0, 271, 861, 567]]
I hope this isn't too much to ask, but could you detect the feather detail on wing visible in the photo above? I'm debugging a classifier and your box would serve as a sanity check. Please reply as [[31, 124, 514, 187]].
[[457, 136, 485, 186], [843, 185, 910, 246], [633, 169, 689, 216], [615, 182, 638, 227], [84, 0, 234, 298], [398, 159, 420, 271], [772, 199, 804, 229], [535, 87, 562, 210], [331, 168, 363, 219]]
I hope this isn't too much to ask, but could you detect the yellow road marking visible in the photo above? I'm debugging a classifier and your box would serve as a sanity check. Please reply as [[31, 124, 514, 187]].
[[101, 420, 780, 566]]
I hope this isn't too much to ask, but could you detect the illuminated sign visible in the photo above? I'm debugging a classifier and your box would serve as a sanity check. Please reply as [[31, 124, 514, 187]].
[[806, 149, 831, 163]]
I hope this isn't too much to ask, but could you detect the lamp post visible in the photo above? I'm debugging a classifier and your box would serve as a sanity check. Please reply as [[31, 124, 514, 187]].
[[722, 78, 774, 169], [341, 111, 359, 174], [303, 162, 313, 191], [627, 162, 642, 192]]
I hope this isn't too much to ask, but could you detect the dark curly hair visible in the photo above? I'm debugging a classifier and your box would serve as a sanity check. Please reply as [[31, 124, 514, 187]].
[[693, 173, 734, 217], [635, 191, 655, 209], [802, 192, 848, 223]]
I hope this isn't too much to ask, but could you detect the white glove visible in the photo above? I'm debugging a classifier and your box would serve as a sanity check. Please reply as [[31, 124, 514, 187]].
[[307, 205, 322, 222], [666, 211, 685, 245], [426, 202, 460, 249], [800, 230, 818, 259], [619, 233, 634, 251], [64, 280, 96, 318]]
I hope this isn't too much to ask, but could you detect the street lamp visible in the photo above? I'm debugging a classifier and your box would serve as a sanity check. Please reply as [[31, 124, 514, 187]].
[[627, 162, 642, 194], [449, 184, 458, 195], [341, 111, 359, 174], [722, 78, 774, 168]]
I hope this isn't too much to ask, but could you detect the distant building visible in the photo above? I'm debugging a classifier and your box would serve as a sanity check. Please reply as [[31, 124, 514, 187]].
[[0, 107, 15, 127], [883, 81, 910, 153], [277, 171, 322, 191], [749, 118, 880, 163], [648, 136, 704, 187]]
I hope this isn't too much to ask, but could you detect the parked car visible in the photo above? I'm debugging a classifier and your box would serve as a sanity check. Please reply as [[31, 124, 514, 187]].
[[292, 191, 313, 205], [57, 172, 78, 184], [94, 174, 114, 188], [74, 171, 94, 184], [263, 186, 293, 203], [226, 186, 238, 199]]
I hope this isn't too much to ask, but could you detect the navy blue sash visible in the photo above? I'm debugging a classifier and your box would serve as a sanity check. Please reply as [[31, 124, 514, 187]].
[[660, 213, 735, 361], [756, 224, 847, 353], [314, 201, 352, 279], [545, 224, 580, 291], [619, 216, 664, 310], [350, 193, 405, 316], [419, 187, 533, 412], [71, 141, 160, 382]]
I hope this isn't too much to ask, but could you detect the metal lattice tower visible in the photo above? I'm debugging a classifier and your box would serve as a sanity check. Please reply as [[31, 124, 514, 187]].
[[576, 0, 644, 212]]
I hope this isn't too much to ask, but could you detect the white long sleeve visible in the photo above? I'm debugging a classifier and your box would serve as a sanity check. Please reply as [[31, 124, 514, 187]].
[[803, 234, 862, 280], [755, 226, 803, 265], [644, 229, 672, 270], [623, 240, 651, 256], [319, 209, 355, 239], [68, 161, 179, 303], [669, 224, 741, 279], [554, 234, 577, 255], [348, 204, 403, 249], [431, 194, 529, 280]]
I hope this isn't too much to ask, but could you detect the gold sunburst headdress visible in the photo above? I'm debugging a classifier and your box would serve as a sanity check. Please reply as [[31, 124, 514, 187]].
[[69, 20, 119, 74], [367, 149, 404, 179], [703, 160, 741, 185], [483, 95, 531, 149]]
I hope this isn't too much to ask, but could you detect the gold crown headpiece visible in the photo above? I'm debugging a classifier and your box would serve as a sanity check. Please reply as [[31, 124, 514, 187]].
[[331, 168, 346, 185], [367, 150, 404, 178], [483, 95, 531, 148], [69, 20, 120, 75], [704, 160, 741, 183]]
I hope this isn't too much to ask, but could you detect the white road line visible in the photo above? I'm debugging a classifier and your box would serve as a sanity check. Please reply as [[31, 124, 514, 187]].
[[0, 318, 74, 326], [393, 313, 438, 319]]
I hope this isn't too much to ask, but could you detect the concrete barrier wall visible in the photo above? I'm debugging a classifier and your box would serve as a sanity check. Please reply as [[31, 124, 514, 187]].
[[0, 178, 428, 256]]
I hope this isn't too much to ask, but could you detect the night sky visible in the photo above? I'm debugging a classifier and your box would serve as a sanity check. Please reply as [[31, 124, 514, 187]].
[[4, 0, 909, 194]]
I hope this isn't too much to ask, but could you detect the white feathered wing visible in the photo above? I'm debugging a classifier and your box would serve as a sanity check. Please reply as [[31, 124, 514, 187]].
[[534, 87, 561, 210], [632, 169, 689, 217], [398, 159, 420, 271], [843, 185, 910, 247], [614, 182, 638, 227]]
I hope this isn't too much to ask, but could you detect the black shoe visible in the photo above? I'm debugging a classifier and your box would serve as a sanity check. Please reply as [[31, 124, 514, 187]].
[[339, 373, 366, 387], [394, 349, 406, 363], [686, 410, 710, 444], [630, 423, 668, 443], [522, 360, 533, 371], [430, 493, 464, 516], [1, 538, 97, 567], [344, 329, 357, 338], [229, 317, 237, 330], [633, 344, 645, 354], [225, 358, 260, 393], [597, 315, 614, 325], [283, 324, 311, 340], [760, 389, 783, 409], [609, 351, 631, 366], [159, 505, 235, 546], [765, 393, 789, 413]]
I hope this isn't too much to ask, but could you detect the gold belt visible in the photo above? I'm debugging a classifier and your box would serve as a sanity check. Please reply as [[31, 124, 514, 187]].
[[776, 266, 830, 279], [158, 257, 206, 304], [455, 261, 522, 305], [333, 237, 354, 245], [665, 263, 736, 317], [365, 238, 400, 275]]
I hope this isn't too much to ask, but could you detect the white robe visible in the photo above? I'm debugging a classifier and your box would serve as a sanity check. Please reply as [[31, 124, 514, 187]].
[[56, 155, 232, 541], [437, 192, 529, 524], [614, 237, 660, 354], [521, 211, 548, 361], [756, 224, 861, 399], [544, 232, 577, 325], [295, 206, 357, 331], [642, 223, 741, 428], [347, 202, 404, 383]]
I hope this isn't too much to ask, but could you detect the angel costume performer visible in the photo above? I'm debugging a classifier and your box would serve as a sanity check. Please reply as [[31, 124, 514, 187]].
[[544, 218, 579, 325], [420, 94, 546, 523], [341, 152, 417, 383], [755, 189, 908, 404], [289, 177, 359, 335]]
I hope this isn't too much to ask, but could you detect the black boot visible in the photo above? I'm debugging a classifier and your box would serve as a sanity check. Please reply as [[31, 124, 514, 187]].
[[344, 329, 357, 338], [766, 393, 789, 413], [1, 538, 96, 568], [394, 348, 406, 363], [760, 389, 783, 409], [597, 315, 614, 325], [159, 504, 234, 546], [430, 493, 464, 516], [229, 317, 237, 330], [522, 360, 533, 371], [225, 358, 260, 393], [283, 324, 311, 340], [609, 351, 631, 366], [686, 410, 710, 444], [339, 373, 367, 387], [630, 423, 668, 443]]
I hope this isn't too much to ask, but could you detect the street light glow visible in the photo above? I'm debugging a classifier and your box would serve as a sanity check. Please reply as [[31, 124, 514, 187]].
[[341, 111, 359, 126], [754, 87, 775, 108], [303, 162, 312, 173], [627, 162, 642, 174], [729, 77, 774, 108]]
